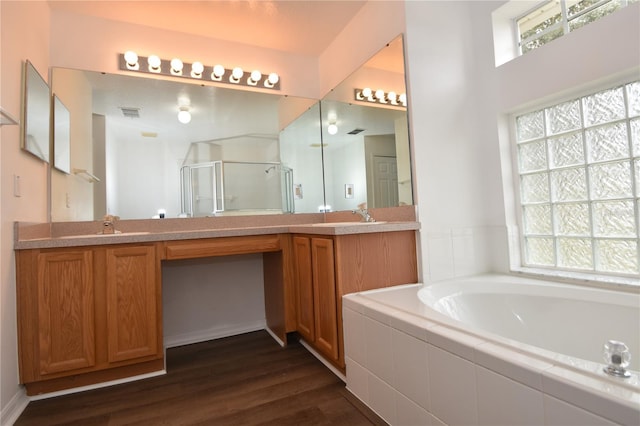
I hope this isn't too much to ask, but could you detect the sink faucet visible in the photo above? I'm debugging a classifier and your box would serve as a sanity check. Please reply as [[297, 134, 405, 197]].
[[352, 203, 375, 222], [101, 214, 119, 234]]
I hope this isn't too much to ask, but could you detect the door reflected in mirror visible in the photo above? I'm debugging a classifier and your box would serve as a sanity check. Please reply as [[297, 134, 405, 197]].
[[321, 35, 412, 212]]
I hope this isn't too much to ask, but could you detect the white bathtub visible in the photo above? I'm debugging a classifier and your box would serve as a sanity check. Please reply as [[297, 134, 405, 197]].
[[343, 274, 640, 426]]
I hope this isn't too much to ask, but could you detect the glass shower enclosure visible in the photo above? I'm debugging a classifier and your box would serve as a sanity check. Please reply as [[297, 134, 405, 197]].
[[180, 161, 294, 217]]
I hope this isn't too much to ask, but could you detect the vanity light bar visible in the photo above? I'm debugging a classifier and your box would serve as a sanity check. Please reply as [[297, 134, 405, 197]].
[[354, 88, 406, 107], [118, 52, 281, 90]]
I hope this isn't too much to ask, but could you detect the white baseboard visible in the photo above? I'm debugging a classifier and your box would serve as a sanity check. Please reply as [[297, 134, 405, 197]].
[[264, 326, 286, 347], [163, 320, 267, 348], [28, 370, 167, 401], [1, 388, 29, 426], [298, 339, 346, 382]]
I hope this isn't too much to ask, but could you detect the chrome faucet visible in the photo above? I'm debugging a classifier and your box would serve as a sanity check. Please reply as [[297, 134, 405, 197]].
[[101, 214, 119, 234], [352, 203, 375, 222]]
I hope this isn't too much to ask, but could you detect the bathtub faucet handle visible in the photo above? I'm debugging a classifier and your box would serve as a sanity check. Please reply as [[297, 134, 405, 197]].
[[603, 340, 631, 378]]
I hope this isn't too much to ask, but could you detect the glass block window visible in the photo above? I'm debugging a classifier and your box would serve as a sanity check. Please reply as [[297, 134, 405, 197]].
[[515, 81, 640, 276], [516, 0, 638, 55]]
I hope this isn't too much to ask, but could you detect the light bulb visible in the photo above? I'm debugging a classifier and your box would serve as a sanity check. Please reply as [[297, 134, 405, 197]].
[[170, 58, 183, 75], [248, 70, 262, 85], [387, 91, 397, 104], [362, 87, 372, 98], [211, 64, 225, 80], [230, 67, 244, 83], [124, 51, 139, 69], [177, 108, 191, 124], [148, 55, 161, 72], [375, 89, 386, 102], [265, 72, 279, 88], [399, 93, 407, 106], [327, 123, 338, 135], [191, 61, 204, 78]]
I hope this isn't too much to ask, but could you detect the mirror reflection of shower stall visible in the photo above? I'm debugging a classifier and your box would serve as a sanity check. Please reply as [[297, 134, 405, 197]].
[[180, 161, 294, 217]]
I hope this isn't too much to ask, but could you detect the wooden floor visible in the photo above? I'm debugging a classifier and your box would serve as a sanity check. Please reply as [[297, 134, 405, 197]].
[[15, 331, 386, 425]]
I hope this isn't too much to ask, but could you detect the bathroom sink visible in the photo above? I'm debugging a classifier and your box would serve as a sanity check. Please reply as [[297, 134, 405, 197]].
[[310, 221, 387, 227]]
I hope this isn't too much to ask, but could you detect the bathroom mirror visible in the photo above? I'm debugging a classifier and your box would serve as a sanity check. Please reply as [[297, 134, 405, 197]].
[[21, 60, 51, 163], [52, 95, 71, 174], [50, 67, 322, 220], [320, 35, 412, 212]]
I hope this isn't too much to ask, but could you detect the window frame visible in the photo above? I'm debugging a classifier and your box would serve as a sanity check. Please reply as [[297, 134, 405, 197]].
[[514, 0, 635, 55], [511, 77, 640, 284]]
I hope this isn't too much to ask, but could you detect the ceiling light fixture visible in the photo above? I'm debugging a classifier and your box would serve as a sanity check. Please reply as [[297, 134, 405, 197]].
[[177, 106, 191, 124], [118, 52, 281, 90], [354, 87, 406, 108]]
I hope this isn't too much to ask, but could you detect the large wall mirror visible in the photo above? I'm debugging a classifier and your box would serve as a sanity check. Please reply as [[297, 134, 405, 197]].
[[49, 35, 412, 221], [321, 35, 412, 212], [50, 68, 323, 221], [21, 60, 51, 163]]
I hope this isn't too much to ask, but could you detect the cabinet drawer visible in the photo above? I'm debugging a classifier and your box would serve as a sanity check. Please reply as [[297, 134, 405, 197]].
[[164, 235, 281, 260]]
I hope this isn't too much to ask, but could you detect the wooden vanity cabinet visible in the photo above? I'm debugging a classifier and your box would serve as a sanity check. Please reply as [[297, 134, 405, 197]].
[[16, 243, 163, 395], [293, 236, 340, 364], [293, 230, 418, 371]]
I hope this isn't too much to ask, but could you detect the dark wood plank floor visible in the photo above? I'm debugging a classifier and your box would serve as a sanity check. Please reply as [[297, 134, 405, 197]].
[[15, 331, 386, 425]]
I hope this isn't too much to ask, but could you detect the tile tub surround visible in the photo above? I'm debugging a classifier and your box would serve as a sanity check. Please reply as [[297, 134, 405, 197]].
[[343, 282, 640, 426]]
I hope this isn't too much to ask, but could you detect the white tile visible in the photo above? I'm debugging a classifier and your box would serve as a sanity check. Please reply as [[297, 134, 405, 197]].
[[543, 394, 619, 426], [387, 309, 432, 342], [474, 341, 553, 391], [365, 317, 394, 384], [345, 357, 369, 405], [343, 307, 366, 365], [392, 329, 430, 411], [542, 366, 640, 426], [452, 227, 477, 277], [369, 373, 397, 425], [396, 392, 431, 426], [476, 365, 544, 425], [426, 232, 455, 282], [427, 344, 478, 425], [425, 324, 483, 362]]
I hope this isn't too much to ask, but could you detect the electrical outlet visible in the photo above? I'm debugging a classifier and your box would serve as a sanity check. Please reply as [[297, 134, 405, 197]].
[[66, 192, 71, 208]]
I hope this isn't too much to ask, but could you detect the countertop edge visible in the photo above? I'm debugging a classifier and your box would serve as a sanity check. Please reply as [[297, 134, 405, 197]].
[[15, 222, 421, 250]]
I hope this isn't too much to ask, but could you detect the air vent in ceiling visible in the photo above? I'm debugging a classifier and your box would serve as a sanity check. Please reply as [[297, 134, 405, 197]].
[[119, 107, 140, 118], [348, 128, 365, 135]]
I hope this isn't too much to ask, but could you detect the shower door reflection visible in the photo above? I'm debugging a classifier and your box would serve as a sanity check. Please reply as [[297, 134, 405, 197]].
[[181, 161, 294, 217]]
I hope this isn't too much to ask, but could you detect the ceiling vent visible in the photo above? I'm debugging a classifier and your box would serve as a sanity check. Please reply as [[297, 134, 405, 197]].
[[348, 128, 365, 135], [119, 107, 140, 118]]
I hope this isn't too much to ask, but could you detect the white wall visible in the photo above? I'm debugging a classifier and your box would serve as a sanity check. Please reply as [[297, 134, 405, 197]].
[[0, 2, 50, 423], [162, 255, 266, 348], [404, 0, 640, 282]]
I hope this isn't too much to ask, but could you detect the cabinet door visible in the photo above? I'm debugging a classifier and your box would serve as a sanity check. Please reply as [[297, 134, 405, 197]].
[[293, 236, 314, 342], [37, 250, 95, 375], [311, 238, 339, 362], [106, 245, 159, 363]]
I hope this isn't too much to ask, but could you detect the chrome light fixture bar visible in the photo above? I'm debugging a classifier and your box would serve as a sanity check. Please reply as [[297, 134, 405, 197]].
[[354, 88, 406, 107], [118, 51, 281, 90]]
